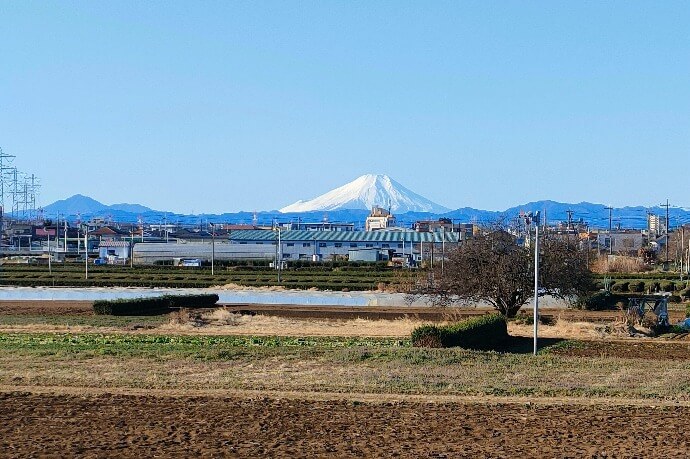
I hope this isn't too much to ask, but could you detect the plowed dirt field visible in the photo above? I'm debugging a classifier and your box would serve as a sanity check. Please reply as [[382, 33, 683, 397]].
[[2, 391, 689, 458]]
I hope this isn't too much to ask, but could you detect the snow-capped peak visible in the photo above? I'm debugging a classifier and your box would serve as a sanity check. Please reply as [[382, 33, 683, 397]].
[[280, 174, 449, 214]]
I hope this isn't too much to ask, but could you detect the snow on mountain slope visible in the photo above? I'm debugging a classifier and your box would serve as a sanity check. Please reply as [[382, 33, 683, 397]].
[[280, 174, 450, 213]]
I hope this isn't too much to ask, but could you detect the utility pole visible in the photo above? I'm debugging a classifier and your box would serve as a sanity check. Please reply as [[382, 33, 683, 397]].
[[533, 213, 540, 356], [441, 227, 445, 278], [565, 209, 574, 244], [84, 224, 88, 280], [164, 213, 169, 243], [277, 228, 282, 283], [210, 223, 215, 276], [522, 211, 541, 355], [660, 200, 670, 264], [47, 227, 52, 275], [605, 206, 613, 255], [680, 225, 685, 282]]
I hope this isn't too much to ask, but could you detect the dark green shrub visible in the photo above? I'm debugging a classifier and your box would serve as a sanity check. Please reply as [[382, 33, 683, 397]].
[[611, 282, 629, 292], [410, 325, 443, 347], [411, 314, 508, 349], [668, 295, 682, 304], [631, 281, 645, 293], [574, 291, 626, 311], [94, 294, 219, 315], [165, 294, 219, 309], [661, 281, 676, 292], [93, 297, 172, 316]]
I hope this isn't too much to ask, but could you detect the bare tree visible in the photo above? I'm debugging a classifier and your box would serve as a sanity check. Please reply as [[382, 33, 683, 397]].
[[411, 227, 593, 317]]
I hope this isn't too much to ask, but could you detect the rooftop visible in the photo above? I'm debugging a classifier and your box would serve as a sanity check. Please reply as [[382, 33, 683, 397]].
[[228, 229, 460, 243]]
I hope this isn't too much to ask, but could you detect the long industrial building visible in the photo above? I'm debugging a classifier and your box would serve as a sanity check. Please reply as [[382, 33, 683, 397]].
[[133, 229, 463, 264]]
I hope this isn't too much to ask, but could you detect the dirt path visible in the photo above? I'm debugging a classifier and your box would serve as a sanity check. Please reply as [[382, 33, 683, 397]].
[[1, 390, 688, 458]]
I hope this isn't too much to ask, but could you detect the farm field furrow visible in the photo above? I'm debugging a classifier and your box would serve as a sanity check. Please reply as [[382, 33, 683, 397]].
[[1, 391, 689, 458], [1, 298, 689, 457]]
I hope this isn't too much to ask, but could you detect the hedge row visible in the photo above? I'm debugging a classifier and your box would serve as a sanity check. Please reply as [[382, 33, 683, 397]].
[[3, 262, 397, 273], [93, 297, 173, 315], [0, 274, 395, 283], [594, 272, 689, 281], [93, 294, 219, 316], [595, 280, 689, 294], [166, 294, 220, 309], [0, 270, 398, 281], [573, 291, 627, 311], [576, 290, 688, 310], [0, 278, 382, 290], [411, 314, 508, 349]]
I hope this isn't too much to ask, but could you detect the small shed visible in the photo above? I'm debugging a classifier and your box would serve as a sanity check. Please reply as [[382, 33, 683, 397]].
[[98, 240, 130, 263], [348, 248, 390, 262]]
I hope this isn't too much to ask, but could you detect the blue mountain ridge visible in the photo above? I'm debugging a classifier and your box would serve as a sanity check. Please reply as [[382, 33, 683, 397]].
[[43, 194, 154, 217], [41, 195, 690, 230]]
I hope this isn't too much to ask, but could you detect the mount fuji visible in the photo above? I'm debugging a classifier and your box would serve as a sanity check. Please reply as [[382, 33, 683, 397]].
[[280, 174, 450, 214]]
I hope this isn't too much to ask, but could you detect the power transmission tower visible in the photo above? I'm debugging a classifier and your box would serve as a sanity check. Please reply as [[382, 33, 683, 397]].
[[27, 174, 40, 221], [0, 147, 16, 212], [11, 168, 24, 217]]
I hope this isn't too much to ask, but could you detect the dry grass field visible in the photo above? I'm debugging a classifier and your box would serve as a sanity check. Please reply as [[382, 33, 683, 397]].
[[1, 300, 690, 457]]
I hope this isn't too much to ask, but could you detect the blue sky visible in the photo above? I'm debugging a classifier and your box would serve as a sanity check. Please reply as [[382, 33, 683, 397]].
[[1, 1, 689, 214]]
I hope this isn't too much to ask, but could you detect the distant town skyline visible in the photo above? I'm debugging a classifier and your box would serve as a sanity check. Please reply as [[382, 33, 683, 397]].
[[2, 2, 690, 213]]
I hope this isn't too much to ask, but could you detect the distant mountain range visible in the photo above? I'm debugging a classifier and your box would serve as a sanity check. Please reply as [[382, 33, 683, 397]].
[[40, 175, 690, 230], [44, 194, 154, 219]]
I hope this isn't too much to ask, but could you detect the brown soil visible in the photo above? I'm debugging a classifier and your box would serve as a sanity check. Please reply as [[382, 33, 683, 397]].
[[0, 300, 93, 316], [1, 391, 688, 458], [2, 300, 686, 323], [550, 339, 690, 360]]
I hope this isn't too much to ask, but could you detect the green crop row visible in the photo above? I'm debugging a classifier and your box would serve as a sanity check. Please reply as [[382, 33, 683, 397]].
[[0, 277, 383, 291], [0, 333, 410, 348]]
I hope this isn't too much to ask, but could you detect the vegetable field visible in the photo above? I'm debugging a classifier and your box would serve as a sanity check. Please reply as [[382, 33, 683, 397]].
[[0, 264, 410, 291]]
